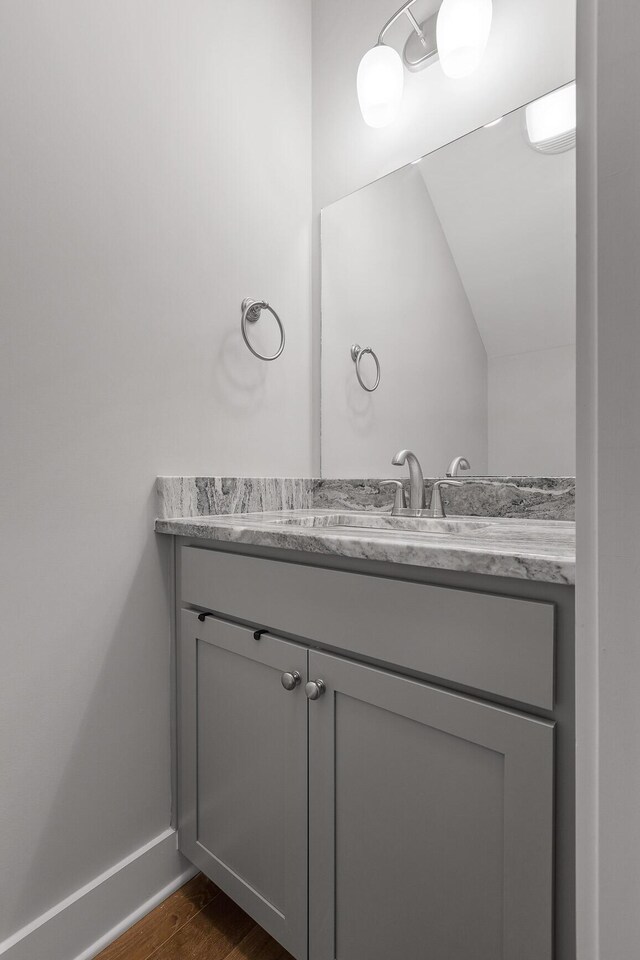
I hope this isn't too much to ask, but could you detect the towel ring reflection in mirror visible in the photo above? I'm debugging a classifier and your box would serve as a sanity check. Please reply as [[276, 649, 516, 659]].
[[351, 343, 381, 392], [241, 299, 286, 361]]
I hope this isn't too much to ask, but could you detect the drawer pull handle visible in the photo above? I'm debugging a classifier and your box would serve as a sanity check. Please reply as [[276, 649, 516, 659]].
[[281, 671, 301, 691], [197, 612, 215, 623], [253, 629, 269, 641], [305, 679, 326, 701]]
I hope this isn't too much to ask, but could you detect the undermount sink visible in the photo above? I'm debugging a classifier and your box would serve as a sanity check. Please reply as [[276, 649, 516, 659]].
[[260, 512, 495, 535]]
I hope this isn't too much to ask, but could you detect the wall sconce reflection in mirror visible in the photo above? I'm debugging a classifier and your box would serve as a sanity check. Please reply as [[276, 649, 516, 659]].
[[241, 299, 286, 361], [357, 0, 493, 128], [525, 82, 576, 154], [351, 343, 381, 392]]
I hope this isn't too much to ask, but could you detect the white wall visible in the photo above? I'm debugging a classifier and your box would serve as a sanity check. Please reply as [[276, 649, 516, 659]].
[[576, 1, 640, 956], [489, 345, 575, 475], [322, 164, 487, 477], [0, 0, 311, 949]]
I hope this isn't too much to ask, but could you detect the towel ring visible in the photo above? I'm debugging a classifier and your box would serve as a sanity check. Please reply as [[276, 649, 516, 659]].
[[241, 299, 286, 361], [351, 343, 381, 392]]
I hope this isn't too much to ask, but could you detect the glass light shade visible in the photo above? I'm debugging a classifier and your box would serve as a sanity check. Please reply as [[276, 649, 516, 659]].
[[357, 44, 404, 128], [437, 0, 493, 79], [526, 83, 576, 145]]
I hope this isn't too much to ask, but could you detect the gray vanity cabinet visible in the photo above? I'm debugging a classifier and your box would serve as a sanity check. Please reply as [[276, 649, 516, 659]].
[[177, 545, 566, 960], [178, 610, 308, 960], [307, 651, 555, 960]]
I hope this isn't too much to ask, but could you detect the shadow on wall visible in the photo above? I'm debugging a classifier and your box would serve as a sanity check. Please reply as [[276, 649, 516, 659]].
[[3, 488, 172, 941], [344, 361, 377, 431], [211, 328, 268, 415]]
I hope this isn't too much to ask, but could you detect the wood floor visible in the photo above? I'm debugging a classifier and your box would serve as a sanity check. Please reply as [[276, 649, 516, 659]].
[[95, 874, 294, 960]]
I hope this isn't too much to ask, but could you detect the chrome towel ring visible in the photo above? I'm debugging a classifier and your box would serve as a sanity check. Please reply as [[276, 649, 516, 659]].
[[241, 299, 286, 361], [351, 343, 381, 392]]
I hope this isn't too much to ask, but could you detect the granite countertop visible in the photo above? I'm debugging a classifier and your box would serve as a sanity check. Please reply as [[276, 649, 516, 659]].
[[155, 509, 576, 585]]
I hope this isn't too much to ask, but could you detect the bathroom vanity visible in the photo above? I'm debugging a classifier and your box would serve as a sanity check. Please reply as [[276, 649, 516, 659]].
[[158, 509, 575, 960], [156, 74, 578, 960]]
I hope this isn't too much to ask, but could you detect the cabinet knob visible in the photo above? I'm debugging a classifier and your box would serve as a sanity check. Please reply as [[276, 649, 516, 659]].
[[305, 679, 326, 700], [281, 671, 301, 691]]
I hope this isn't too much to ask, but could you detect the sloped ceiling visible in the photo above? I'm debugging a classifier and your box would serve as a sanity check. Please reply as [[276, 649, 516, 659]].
[[417, 105, 576, 359]]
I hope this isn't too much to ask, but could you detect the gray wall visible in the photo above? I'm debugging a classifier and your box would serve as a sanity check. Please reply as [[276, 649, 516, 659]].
[[419, 107, 576, 476], [577, 0, 640, 956], [0, 0, 311, 943], [489, 345, 576, 476]]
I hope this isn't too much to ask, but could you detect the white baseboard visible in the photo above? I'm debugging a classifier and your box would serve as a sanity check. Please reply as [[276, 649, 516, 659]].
[[0, 828, 198, 960]]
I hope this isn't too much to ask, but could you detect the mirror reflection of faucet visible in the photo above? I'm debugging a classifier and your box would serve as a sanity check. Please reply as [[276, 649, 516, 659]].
[[447, 456, 471, 478]]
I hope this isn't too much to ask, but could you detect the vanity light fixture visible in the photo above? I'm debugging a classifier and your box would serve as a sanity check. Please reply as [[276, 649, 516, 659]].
[[525, 82, 576, 154], [357, 0, 493, 128]]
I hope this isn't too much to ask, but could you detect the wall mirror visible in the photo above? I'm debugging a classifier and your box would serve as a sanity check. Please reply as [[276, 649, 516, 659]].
[[321, 83, 576, 478]]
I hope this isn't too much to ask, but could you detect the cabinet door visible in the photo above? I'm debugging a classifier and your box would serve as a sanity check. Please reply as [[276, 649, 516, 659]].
[[308, 651, 555, 960], [179, 610, 308, 959]]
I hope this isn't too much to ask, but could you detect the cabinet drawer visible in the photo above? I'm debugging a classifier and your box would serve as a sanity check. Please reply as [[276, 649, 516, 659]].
[[181, 546, 555, 710]]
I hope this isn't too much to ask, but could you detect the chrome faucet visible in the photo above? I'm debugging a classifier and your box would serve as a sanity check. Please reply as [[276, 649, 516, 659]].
[[391, 449, 426, 511]]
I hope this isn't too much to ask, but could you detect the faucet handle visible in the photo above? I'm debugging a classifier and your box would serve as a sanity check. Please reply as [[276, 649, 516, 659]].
[[429, 478, 465, 519], [380, 479, 406, 515]]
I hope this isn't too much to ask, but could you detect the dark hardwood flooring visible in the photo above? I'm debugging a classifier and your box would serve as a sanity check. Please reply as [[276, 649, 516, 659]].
[[95, 873, 294, 960]]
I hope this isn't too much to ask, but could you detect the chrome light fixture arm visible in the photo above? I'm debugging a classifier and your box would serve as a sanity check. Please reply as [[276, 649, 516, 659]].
[[378, 0, 429, 49]]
